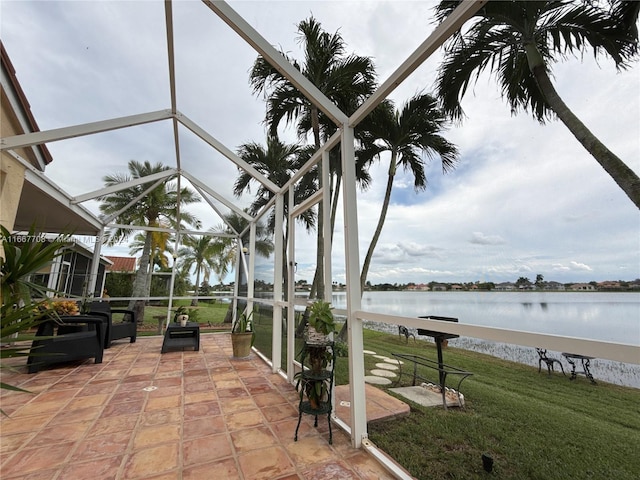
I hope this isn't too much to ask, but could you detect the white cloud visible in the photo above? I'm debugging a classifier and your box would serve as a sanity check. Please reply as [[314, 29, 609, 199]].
[[469, 232, 506, 246]]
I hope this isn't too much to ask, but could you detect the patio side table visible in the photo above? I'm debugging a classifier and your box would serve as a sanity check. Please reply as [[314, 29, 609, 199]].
[[161, 322, 200, 353], [562, 352, 596, 384]]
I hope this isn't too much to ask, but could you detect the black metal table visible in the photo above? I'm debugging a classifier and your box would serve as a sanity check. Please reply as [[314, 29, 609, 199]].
[[418, 316, 459, 388], [562, 352, 596, 384], [161, 322, 200, 353]]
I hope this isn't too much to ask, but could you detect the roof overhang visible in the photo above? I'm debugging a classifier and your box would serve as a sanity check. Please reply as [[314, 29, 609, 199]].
[[10, 151, 103, 236]]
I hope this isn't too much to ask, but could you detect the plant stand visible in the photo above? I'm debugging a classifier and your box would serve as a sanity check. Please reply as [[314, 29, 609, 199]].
[[294, 341, 335, 444]]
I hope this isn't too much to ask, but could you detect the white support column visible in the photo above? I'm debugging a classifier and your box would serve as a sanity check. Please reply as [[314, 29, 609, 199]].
[[166, 233, 181, 330], [322, 150, 332, 303], [286, 184, 296, 381], [272, 194, 284, 374], [87, 228, 104, 299], [232, 237, 241, 325], [247, 222, 256, 314], [341, 125, 366, 448]]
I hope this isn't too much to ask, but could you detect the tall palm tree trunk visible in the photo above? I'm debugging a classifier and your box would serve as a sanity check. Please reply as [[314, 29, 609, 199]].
[[527, 47, 640, 208], [191, 265, 201, 307], [129, 232, 152, 324], [339, 154, 397, 342], [311, 106, 325, 300], [360, 154, 397, 292]]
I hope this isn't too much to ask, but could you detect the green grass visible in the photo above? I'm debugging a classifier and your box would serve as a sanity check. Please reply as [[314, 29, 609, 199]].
[[346, 330, 640, 480], [137, 301, 231, 335]]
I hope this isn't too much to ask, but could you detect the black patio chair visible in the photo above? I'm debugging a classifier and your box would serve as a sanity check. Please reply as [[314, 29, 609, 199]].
[[89, 301, 137, 348], [27, 315, 105, 373], [536, 348, 565, 376]]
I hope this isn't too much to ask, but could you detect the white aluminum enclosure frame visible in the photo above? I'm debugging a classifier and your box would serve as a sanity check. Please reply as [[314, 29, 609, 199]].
[[2, 2, 637, 469]]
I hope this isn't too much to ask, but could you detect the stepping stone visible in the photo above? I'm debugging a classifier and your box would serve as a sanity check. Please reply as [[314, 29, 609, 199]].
[[364, 375, 392, 385], [372, 354, 389, 360], [383, 358, 403, 365], [374, 363, 399, 371], [370, 369, 397, 378], [363, 350, 377, 355]]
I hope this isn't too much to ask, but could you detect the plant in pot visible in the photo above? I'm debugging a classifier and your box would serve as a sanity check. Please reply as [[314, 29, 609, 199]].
[[173, 306, 189, 326], [294, 371, 330, 410], [231, 307, 254, 358], [304, 300, 336, 372], [294, 300, 337, 410]]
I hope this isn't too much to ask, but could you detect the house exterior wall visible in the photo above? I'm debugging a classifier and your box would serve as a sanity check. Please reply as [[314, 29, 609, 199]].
[[1, 43, 52, 235]]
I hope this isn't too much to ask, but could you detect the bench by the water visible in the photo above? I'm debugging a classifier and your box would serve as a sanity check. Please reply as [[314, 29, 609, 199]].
[[392, 353, 473, 409]]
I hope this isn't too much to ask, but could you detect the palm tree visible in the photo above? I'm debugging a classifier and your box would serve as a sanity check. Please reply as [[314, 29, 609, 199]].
[[177, 234, 223, 306], [357, 95, 459, 294], [249, 16, 378, 298], [434, 0, 640, 208], [99, 160, 201, 321], [234, 137, 316, 299], [129, 227, 174, 296]]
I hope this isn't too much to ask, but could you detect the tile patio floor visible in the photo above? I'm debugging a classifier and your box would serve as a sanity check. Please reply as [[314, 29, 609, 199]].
[[0, 333, 412, 480]]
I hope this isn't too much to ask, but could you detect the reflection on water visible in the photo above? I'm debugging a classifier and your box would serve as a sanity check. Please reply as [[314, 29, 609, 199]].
[[332, 291, 640, 388]]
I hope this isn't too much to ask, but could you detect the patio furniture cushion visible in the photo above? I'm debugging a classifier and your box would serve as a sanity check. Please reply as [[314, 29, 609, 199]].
[[89, 301, 137, 348], [27, 315, 105, 373]]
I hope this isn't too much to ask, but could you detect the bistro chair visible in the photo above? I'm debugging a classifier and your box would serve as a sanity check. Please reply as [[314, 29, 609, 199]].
[[536, 348, 565, 377]]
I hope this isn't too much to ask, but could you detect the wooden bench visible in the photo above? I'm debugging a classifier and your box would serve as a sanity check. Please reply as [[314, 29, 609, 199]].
[[392, 353, 473, 409]]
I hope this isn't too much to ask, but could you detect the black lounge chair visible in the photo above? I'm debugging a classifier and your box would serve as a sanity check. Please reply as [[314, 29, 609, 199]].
[[27, 315, 105, 373], [88, 301, 137, 348], [536, 348, 565, 376]]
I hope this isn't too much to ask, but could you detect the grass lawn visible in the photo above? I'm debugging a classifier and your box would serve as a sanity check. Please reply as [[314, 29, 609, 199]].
[[136, 301, 232, 334], [346, 330, 640, 480]]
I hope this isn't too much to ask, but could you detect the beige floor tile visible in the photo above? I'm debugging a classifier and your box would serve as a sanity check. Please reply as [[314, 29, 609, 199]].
[[182, 433, 233, 466], [132, 423, 181, 449], [183, 415, 226, 439], [230, 425, 279, 453], [237, 445, 296, 480], [121, 443, 179, 479], [284, 435, 339, 469], [182, 458, 241, 480]]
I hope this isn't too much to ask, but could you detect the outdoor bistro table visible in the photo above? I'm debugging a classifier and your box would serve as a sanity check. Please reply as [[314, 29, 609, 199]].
[[562, 352, 596, 384], [417, 315, 460, 388], [161, 322, 200, 353]]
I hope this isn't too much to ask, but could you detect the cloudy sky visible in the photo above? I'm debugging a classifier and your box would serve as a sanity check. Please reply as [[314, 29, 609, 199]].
[[2, 0, 639, 286]]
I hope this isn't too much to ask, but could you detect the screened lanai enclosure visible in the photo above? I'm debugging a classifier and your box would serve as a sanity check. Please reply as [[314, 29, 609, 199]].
[[2, 0, 638, 465]]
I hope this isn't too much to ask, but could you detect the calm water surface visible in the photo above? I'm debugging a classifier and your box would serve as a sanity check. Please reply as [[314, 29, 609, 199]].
[[330, 291, 640, 387]]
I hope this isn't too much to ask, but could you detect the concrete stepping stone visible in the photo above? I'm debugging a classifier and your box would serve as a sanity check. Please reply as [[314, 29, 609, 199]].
[[383, 358, 403, 365], [372, 354, 389, 360], [370, 369, 397, 378], [364, 375, 392, 385], [374, 363, 399, 371], [363, 350, 377, 355]]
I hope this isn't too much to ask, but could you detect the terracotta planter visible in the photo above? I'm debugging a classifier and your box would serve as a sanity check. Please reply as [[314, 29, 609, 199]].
[[231, 332, 253, 358]]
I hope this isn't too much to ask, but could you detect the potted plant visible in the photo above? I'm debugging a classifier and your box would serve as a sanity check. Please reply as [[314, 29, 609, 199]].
[[173, 306, 189, 326], [305, 299, 336, 344], [302, 300, 335, 371], [294, 370, 330, 410], [231, 307, 255, 358]]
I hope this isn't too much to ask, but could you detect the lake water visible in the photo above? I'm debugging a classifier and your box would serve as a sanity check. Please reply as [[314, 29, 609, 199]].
[[329, 291, 640, 388]]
